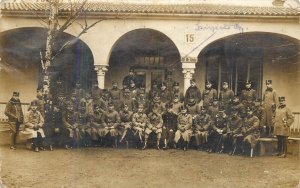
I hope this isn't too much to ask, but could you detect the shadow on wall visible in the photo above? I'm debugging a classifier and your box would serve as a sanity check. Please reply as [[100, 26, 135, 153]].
[[0, 67, 38, 103]]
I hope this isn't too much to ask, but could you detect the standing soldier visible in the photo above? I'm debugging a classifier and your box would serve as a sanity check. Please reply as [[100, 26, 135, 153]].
[[242, 107, 260, 157], [119, 103, 134, 147], [129, 80, 138, 100], [123, 68, 136, 89], [261, 80, 278, 137], [89, 104, 105, 147], [143, 108, 163, 150], [209, 107, 228, 153], [132, 104, 148, 148], [184, 79, 201, 105], [194, 106, 211, 151], [5, 91, 24, 150], [162, 103, 178, 149], [171, 82, 184, 103], [165, 71, 174, 92], [202, 81, 217, 109], [148, 82, 160, 101], [174, 106, 193, 151], [240, 80, 256, 109], [219, 82, 234, 115], [273, 97, 294, 158], [227, 109, 243, 155], [109, 81, 122, 111], [102, 102, 121, 148], [35, 89, 45, 118], [24, 101, 45, 152], [159, 82, 172, 104], [91, 82, 102, 100], [186, 97, 201, 133]]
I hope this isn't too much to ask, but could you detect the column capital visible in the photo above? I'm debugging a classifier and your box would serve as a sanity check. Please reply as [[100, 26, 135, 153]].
[[94, 65, 108, 76], [182, 69, 194, 79]]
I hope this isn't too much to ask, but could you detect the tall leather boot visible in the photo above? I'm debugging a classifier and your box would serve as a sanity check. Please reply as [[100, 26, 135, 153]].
[[142, 140, 148, 150], [156, 140, 160, 150], [278, 137, 287, 158]]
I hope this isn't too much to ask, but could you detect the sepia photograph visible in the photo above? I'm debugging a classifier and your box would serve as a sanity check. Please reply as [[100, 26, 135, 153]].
[[0, 0, 300, 187]]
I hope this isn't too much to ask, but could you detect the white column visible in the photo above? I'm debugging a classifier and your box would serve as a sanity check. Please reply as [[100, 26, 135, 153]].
[[181, 56, 197, 94], [94, 65, 108, 89]]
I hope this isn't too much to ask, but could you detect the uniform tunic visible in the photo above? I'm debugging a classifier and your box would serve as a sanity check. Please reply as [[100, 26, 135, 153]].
[[162, 111, 178, 141], [90, 112, 105, 139], [119, 110, 133, 136], [194, 114, 211, 145], [202, 89, 218, 108], [24, 110, 45, 139], [240, 89, 256, 108], [5, 98, 24, 133], [102, 110, 121, 137], [219, 89, 234, 113], [243, 115, 260, 148], [109, 88, 122, 111], [262, 88, 278, 128], [175, 113, 193, 142], [145, 112, 163, 137], [185, 86, 202, 104], [274, 106, 294, 136], [159, 89, 172, 103], [132, 112, 148, 141]]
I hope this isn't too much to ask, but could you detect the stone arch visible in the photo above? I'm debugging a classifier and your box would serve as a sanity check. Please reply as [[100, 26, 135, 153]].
[[0, 27, 96, 102], [195, 31, 300, 111], [105, 28, 182, 91]]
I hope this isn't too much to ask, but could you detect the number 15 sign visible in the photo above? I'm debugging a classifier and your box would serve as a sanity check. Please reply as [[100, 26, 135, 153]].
[[185, 33, 195, 43]]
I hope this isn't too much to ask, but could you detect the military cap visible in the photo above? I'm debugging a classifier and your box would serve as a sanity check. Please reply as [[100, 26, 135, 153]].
[[173, 82, 180, 87], [13, 91, 19, 97], [112, 81, 117, 85], [205, 80, 212, 85], [179, 105, 187, 111], [223, 81, 228, 85], [165, 103, 173, 109], [278, 96, 285, 102], [266, 80, 272, 84], [123, 88, 130, 93], [30, 101, 38, 106], [108, 102, 114, 107], [245, 80, 251, 85], [129, 68, 134, 72], [138, 104, 144, 109]]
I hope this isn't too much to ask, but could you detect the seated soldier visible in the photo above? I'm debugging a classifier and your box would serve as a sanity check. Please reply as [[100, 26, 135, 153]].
[[230, 96, 246, 118], [89, 104, 105, 147], [208, 98, 219, 119], [62, 101, 77, 149], [162, 103, 178, 149], [149, 94, 165, 114], [119, 103, 134, 148], [209, 106, 229, 153], [102, 102, 121, 148], [194, 106, 211, 151], [174, 106, 193, 151], [132, 104, 148, 149], [143, 108, 163, 150], [24, 101, 45, 152], [44, 102, 66, 150], [76, 103, 92, 147], [242, 106, 260, 157], [227, 108, 243, 155]]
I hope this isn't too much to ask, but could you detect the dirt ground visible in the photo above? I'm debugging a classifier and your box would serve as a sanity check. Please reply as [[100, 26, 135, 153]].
[[0, 145, 299, 188]]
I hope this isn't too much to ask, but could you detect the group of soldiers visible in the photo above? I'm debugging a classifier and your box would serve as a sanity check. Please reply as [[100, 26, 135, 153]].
[[4, 69, 294, 158]]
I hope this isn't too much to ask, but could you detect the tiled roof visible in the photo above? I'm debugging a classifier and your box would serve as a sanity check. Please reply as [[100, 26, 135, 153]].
[[1, 2, 299, 17]]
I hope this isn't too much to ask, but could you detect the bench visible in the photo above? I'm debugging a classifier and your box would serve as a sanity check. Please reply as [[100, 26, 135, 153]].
[[258, 137, 300, 156]]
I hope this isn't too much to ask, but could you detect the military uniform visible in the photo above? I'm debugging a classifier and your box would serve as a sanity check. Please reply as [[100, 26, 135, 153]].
[[273, 97, 294, 157], [143, 111, 163, 149], [109, 86, 122, 111], [242, 112, 260, 153], [171, 82, 184, 102], [132, 111, 148, 146], [119, 108, 134, 142], [171, 100, 183, 115], [227, 114, 243, 154], [102, 109, 121, 137], [62, 104, 77, 147], [159, 86, 172, 104], [5, 93, 24, 149], [202, 88, 218, 109], [75, 109, 91, 147], [261, 85, 278, 136], [210, 111, 229, 153], [184, 85, 202, 104], [24, 102, 45, 151], [89, 109, 105, 142], [219, 88, 234, 114], [162, 106, 178, 148], [240, 88, 256, 108], [230, 100, 246, 118], [149, 97, 165, 114], [174, 111, 193, 148], [194, 113, 211, 149]]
